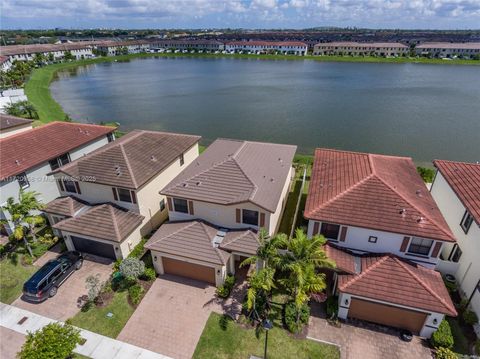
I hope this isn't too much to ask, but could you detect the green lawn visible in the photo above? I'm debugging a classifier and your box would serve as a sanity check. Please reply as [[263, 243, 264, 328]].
[[193, 312, 339, 359], [68, 290, 135, 338], [0, 256, 36, 304]]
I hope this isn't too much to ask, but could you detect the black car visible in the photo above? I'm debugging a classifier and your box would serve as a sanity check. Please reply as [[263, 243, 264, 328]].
[[23, 251, 83, 302]]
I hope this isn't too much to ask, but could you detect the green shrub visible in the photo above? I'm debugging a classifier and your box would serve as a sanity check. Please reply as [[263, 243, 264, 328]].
[[326, 296, 339, 318], [435, 347, 458, 359], [140, 267, 156, 281], [119, 257, 145, 280], [128, 283, 144, 305], [431, 319, 454, 349], [417, 166, 436, 183], [128, 238, 147, 259], [18, 322, 81, 359], [113, 259, 122, 272], [443, 279, 457, 294], [216, 275, 235, 298], [284, 301, 310, 334], [462, 309, 479, 325]]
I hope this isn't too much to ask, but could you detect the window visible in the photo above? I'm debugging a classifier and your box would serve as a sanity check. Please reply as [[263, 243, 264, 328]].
[[452, 246, 462, 263], [49, 153, 70, 170], [51, 216, 63, 225], [242, 209, 259, 226], [460, 211, 474, 234], [368, 236, 378, 243], [173, 198, 189, 213], [17, 172, 30, 189], [179, 153, 184, 166], [160, 199, 166, 211], [320, 223, 340, 240], [117, 188, 133, 203], [63, 179, 78, 193], [107, 133, 115, 143], [408, 238, 433, 256], [48, 267, 62, 283]]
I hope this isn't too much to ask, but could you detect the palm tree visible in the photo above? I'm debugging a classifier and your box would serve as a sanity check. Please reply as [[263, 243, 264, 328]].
[[245, 267, 276, 322], [0, 190, 45, 257], [241, 228, 282, 269]]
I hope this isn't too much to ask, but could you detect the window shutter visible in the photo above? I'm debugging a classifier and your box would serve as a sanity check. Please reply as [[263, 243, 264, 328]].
[[188, 201, 194, 215], [400, 236, 410, 252], [112, 188, 118, 201], [431, 242, 443, 258], [167, 197, 173, 211], [313, 222, 320, 235], [131, 191, 137, 204], [339, 226, 347, 242], [259, 213, 265, 227], [58, 180, 65, 192], [236, 209, 241, 223], [74, 182, 81, 194]]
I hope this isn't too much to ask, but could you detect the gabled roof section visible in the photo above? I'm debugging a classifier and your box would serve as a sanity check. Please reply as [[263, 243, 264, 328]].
[[145, 220, 232, 266], [0, 122, 115, 180], [305, 149, 455, 242], [162, 139, 297, 212], [52, 203, 144, 242], [54, 130, 201, 189], [325, 243, 357, 275], [220, 230, 260, 256], [0, 114, 33, 130], [434, 160, 480, 225], [44, 196, 89, 217], [338, 253, 457, 316]]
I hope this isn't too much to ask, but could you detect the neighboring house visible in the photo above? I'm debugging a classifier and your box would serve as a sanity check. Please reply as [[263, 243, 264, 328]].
[[1, 43, 94, 62], [0, 56, 12, 72], [225, 41, 308, 55], [415, 42, 480, 58], [94, 40, 150, 56], [149, 40, 225, 52], [145, 220, 259, 286], [305, 148, 456, 269], [161, 138, 297, 236], [0, 122, 115, 235], [313, 42, 409, 56], [0, 114, 33, 138], [326, 243, 457, 338], [44, 130, 200, 260], [431, 160, 480, 322]]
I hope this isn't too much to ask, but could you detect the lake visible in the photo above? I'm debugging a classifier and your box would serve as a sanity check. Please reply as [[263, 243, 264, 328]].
[[50, 57, 480, 165]]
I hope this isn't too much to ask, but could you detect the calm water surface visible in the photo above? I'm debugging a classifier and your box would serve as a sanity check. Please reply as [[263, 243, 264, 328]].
[[51, 57, 480, 164]]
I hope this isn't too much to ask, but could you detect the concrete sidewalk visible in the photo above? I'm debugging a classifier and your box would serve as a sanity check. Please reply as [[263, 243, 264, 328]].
[[0, 303, 171, 359]]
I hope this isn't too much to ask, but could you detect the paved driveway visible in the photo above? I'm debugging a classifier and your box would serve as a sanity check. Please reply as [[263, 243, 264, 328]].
[[0, 326, 26, 359], [12, 251, 112, 321], [118, 275, 226, 359], [307, 303, 432, 359]]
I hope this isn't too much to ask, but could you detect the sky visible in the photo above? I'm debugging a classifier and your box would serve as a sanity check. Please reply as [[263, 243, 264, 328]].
[[1, 0, 480, 30]]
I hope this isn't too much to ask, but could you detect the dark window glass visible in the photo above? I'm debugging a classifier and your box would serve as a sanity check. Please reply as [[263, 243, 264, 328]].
[[63, 180, 78, 193], [107, 133, 115, 143], [368, 236, 378, 243], [452, 247, 462, 263], [460, 211, 474, 234], [17, 172, 30, 189], [117, 188, 133, 203], [408, 238, 433, 256], [58, 153, 70, 166], [320, 223, 340, 240], [49, 267, 62, 283], [160, 199, 166, 211], [179, 154, 185, 166], [242, 209, 259, 226], [49, 159, 60, 170], [173, 198, 188, 213]]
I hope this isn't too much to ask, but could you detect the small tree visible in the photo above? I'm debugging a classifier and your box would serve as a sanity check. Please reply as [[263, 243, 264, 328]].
[[119, 257, 145, 280], [85, 274, 102, 302], [5, 100, 39, 120], [18, 322, 81, 359], [431, 319, 454, 349]]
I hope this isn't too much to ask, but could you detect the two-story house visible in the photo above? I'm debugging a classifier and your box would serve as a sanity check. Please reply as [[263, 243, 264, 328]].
[[0, 121, 115, 235], [43, 130, 200, 260], [304, 148, 457, 337], [431, 160, 480, 323], [0, 114, 33, 138], [144, 138, 296, 286]]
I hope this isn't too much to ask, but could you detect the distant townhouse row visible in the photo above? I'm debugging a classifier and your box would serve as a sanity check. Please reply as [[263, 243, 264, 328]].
[[415, 42, 480, 58], [313, 42, 409, 57]]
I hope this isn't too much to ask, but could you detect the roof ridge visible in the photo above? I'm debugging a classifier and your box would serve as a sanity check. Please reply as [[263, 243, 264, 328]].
[[338, 255, 390, 290], [108, 205, 122, 242], [198, 222, 228, 265], [315, 148, 411, 160], [153, 220, 199, 245], [434, 159, 479, 167], [394, 257, 456, 314], [119, 143, 138, 188], [373, 174, 454, 240], [231, 156, 258, 200]]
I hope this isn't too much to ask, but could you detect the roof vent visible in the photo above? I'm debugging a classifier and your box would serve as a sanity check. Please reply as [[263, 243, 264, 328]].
[[114, 165, 121, 176], [270, 178, 274, 182], [399, 208, 406, 215], [15, 159, 20, 165], [196, 181, 201, 186], [416, 189, 422, 196], [150, 155, 157, 162], [212, 229, 228, 247], [417, 216, 425, 223], [182, 183, 188, 187]]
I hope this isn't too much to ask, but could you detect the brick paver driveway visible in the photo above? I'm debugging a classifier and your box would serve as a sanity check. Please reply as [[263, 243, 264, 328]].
[[118, 275, 230, 359], [307, 303, 432, 359], [0, 326, 26, 359], [12, 249, 112, 321]]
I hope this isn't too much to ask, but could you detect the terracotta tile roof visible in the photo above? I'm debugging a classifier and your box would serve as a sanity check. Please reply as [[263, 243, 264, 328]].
[[54, 130, 200, 189], [0, 114, 33, 130], [305, 149, 455, 242], [315, 42, 408, 48], [416, 42, 480, 50], [53, 203, 144, 242], [434, 160, 480, 225], [162, 139, 296, 212], [44, 196, 89, 217], [145, 220, 233, 266], [220, 230, 260, 256], [338, 253, 457, 316], [325, 243, 357, 275], [1, 43, 94, 56], [0, 122, 115, 180], [226, 41, 308, 47]]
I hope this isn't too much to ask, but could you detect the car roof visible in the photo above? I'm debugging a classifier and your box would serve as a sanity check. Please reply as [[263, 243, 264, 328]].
[[26, 260, 60, 286]]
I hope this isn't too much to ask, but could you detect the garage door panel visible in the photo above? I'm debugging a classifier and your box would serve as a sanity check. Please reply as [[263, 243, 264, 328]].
[[348, 298, 427, 334], [162, 257, 215, 285], [71, 236, 116, 259]]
